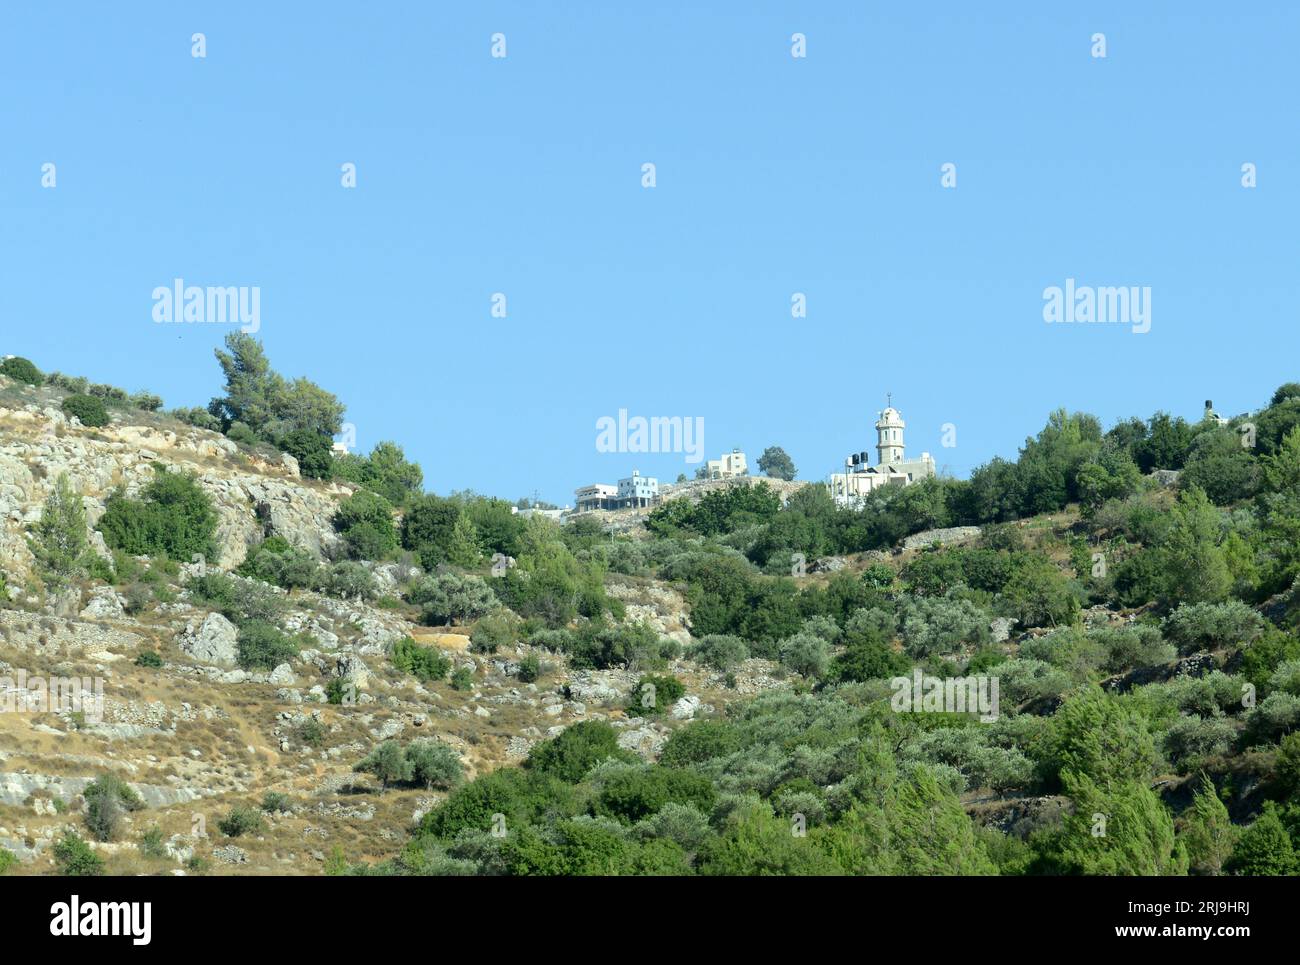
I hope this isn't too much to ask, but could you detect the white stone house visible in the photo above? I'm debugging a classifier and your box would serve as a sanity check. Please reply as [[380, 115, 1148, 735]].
[[705, 449, 748, 479]]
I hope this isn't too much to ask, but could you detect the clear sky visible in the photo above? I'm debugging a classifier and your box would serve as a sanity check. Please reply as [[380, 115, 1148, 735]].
[[3, 2, 1296, 504]]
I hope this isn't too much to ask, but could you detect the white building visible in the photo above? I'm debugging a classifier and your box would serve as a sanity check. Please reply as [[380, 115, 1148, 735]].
[[617, 470, 659, 507], [828, 403, 935, 507], [574, 471, 660, 512], [574, 483, 619, 512], [705, 449, 748, 479]]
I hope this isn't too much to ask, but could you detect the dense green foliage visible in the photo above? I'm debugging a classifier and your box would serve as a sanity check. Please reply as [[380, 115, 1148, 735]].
[[757, 446, 797, 481], [98, 466, 218, 562], [52, 832, 104, 876], [0, 355, 43, 385], [236, 620, 299, 670], [209, 333, 345, 443], [62, 393, 109, 427], [390, 636, 451, 681], [343, 382, 1300, 877], [39, 345, 1300, 878]]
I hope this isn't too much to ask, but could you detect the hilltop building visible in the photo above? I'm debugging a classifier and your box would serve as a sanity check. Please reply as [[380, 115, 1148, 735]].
[[574, 470, 660, 512], [705, 449, 748, 479], [828, 402, 935, 507], [1203, 399, 1229, 427], [617, 470, 659, 507]]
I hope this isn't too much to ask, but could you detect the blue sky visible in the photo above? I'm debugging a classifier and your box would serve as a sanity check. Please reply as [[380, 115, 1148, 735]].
[[3, 2, 1296, 504]]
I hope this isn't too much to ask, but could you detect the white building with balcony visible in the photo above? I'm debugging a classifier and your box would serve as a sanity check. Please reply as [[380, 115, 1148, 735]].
[[617, 470, 659, 507]]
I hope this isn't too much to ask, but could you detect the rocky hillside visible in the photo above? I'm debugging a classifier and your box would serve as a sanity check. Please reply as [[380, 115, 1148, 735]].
[[0, 396, 343, 581], [0, 388, 788, 874]]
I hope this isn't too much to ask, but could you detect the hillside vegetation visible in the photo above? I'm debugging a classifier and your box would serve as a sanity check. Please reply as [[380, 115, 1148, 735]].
[[2, 347, 1299, 876]]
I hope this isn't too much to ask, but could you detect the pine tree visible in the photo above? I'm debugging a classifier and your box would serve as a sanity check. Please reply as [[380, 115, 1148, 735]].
[[27, 474, 89, 589], [1226, 802, 1297, 876], [1178, 774, 1236, 875], [445, 514, 482, 567], [1049, 771, 1188, 875]]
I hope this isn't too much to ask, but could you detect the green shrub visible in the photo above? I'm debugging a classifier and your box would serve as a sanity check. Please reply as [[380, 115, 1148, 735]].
[[218, 805, 265, 837], [226, 421, 258, 445], [627, 674, 686, 716], [324, 677, 352, 706], [1245, 692, 1300, 744], [593, 767, 717, 824], [129, 391, 164, 411], [899, 595, 992, 658], [390, 636, 451, 682], [563, 620, 667, 671], [188, 572, 286, 625], [278, 428, 334, 480], [450, 666, 474, 691], [61, 393, 110, 427], [471, 611, 517, 654], [517, 652, 542, 682], [236, 620, 298, 670], [0, 356, 42, 385], [334, 491, 399, 560], [1225, 802, 1297, 875], [1162, 601, 1268, 655], [322, 560, 377, 600], [658, 719, 741, 767], [138, 825, 167, 859], [98, 466, 218, 562], [410, 572, 498, 626], [87, 382, 128, 401], [261, 791, 291, 813], [0, 847, 16, 874], [999, 556, 1078, 628], [691, 634, 749, 671], [171, 406, 221, 431], [52, 831, 104, 876], [83, 773, 143, 842], [333, 441, 424, 506], [778, 631, 832, 678], [419, 767, 577, 840], [297, 717, 327, 747], [526, 721, 632, 782], [120, 582, 152, 615], [134, 650, 163, 668], [236, 537, 320, 590]]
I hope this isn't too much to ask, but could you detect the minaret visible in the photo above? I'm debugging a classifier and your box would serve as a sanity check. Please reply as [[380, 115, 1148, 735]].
[[876, 399, 905, 466]]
